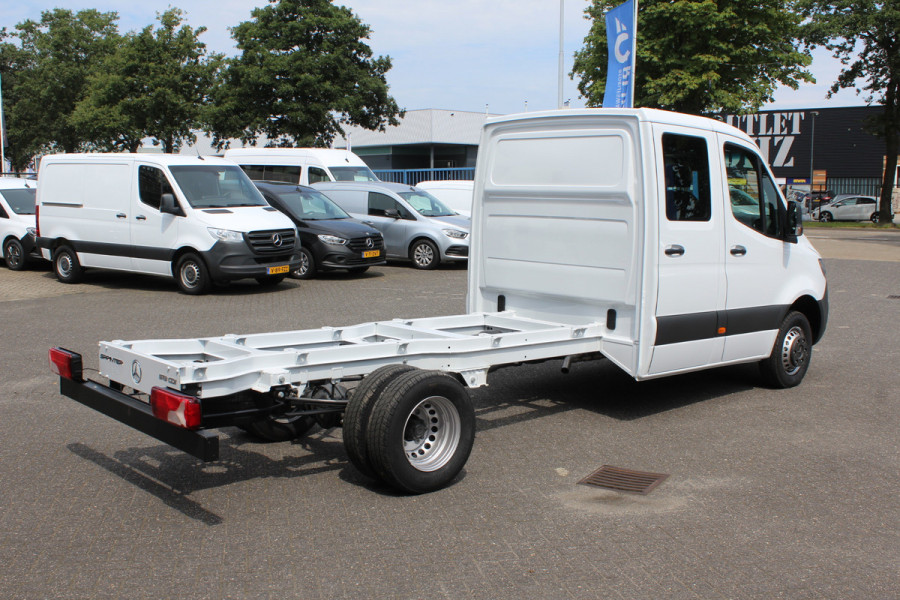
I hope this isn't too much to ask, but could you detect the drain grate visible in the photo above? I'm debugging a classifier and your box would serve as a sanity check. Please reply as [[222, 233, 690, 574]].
[[578, 465, 669, 495]]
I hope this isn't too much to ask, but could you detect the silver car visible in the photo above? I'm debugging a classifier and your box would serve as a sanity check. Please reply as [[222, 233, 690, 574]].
[[814, 196, 887, 223], [313, 181, 470, 269]]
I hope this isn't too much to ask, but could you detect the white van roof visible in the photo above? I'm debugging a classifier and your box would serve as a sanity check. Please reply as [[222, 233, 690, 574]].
[[0, 177, 35, 190], [38, 153, 235, 168]]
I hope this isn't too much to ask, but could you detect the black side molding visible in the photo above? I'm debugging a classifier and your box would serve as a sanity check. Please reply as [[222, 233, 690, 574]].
[[60, 378, 219, 462]]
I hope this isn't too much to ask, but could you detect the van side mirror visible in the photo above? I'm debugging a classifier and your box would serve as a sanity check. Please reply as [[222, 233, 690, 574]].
[[784, 200, 802, 243], [384, 208, 401, 219], [160, 193, 182, 216]]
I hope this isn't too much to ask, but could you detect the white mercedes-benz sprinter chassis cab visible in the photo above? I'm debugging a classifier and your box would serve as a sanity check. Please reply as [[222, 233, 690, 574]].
[[48, 109, 827, 494], [36, 154, 301, 294]]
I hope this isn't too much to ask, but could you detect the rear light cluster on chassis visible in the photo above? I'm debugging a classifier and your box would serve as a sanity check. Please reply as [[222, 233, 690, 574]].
[[48, 347, 202, 430]]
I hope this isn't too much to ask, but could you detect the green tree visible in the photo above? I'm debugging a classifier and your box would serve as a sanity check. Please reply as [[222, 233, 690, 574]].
[[800, 0, 899, 224], [572, 0, 814, 114], [72, 8, 221, 153], [205, 0, 402, 148], [8, 9, 120, 155], [0, 29, 34, 172]]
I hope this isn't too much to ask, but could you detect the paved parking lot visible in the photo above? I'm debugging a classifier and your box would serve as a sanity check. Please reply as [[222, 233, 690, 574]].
[[1, 230, 898, 599]]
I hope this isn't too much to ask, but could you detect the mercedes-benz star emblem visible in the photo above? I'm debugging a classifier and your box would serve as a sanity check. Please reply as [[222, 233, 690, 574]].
[[131, 360, 142, 384], [365, 237, 374, 249], [271, 233, 283, 247]]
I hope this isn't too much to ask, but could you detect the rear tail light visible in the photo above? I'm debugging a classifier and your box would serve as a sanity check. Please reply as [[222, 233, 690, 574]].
[[150, 387, 202, 430], [35, 204, 40, 237], [49, 347, 83, 381]]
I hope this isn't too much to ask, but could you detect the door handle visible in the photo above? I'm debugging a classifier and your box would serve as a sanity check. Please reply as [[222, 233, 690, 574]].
[[116, 213, 127, 219], [664, 244, 685, 257], [730, 245, 747, 257], [135, 215, 147, 221]]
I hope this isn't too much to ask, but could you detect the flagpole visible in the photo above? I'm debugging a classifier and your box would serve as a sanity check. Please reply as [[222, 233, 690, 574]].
[[0, 73, 5, 175], [630, 0, 638, 108], [558, 0, 564, 109]]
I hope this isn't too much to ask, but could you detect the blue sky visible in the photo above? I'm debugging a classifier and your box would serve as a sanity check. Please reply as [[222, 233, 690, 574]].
[[1, 0, 867, 115]]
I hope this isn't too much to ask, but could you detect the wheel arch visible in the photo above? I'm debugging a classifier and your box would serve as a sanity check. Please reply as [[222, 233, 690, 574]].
[[407, 235, 441, 256], [790, 294, 824, 344], [170, 246, 206, 277]]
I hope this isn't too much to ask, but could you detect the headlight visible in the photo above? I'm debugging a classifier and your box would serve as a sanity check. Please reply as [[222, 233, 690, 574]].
[[207, 227, 244, 242], [26, 227, 36, 236], [443, 229, 468, 239], [317, 234, 348, 246]]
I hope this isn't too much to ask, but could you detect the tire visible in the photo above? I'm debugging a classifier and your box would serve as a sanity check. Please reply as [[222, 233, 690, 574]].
[[294, 247, 316, 279], [366, 370, 475, 494], [819, 212, 832, 222], [256, 274, 286, 286], [759, 311, 813, 389], [3, 237, 27, 271], [342, 364, 417, 480], [871, 212, 880, 223], [242, 414, 316, 442], [53, 245, 83, 283], [346, 266, 369, 275], [175, 253, 211, 295], [409, 239, 440, 270]]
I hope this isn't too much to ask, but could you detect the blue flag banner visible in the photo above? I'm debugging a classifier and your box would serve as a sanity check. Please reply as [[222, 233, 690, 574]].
[[602, 0, 636, 108]]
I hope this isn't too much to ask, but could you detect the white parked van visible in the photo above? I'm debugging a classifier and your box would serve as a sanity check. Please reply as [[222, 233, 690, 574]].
[[0, 177, 42, 270], [36, 154, 301, 294], [224, 148, 379, 185], [313, 181, 470, 269], [415, 180, 474, 217]]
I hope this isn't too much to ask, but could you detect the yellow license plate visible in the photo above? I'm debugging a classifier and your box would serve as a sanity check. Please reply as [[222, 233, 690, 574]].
[[267, 265, 290, 275], [362, 250, 381, 258]]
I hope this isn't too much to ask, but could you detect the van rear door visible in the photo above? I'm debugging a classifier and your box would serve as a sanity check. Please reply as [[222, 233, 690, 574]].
[[648, 124, 726, 375]]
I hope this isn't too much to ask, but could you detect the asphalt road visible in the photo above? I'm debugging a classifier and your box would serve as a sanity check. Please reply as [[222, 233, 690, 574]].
[[1, 229, 898, 599]]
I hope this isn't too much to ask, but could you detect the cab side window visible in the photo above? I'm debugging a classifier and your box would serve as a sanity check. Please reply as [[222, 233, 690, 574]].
[[724, 144, 782, 237], [662, 133, 711, 222], [367, 192, 411, 218], [138, 165, 175, 210], [308, 167, 330, 184]]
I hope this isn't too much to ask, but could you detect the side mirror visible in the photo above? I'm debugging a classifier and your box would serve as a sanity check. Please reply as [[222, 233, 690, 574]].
[[384, 208, 401, 219], [160, 193, 181, 216], [784, 200, 802, 243]]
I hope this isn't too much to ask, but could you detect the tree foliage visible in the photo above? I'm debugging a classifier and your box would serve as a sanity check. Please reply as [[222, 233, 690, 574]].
[[799, 0, 900, 222], [205, 0, 402, 148], [572, 0, 814, 115], [7, 9, 120, 158], [72, 9, 221, 153]]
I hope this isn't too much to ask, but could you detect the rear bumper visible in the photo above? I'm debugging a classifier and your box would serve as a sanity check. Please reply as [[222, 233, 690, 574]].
[[60, 377, 219, 461]]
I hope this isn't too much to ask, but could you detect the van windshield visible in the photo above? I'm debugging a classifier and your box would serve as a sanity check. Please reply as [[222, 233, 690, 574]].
[[0, 188, 36, 214], [329, 166, 379, 182], [270, 187, 351, 221], [399, 190, 457, 217], [169, 165, 267, 209]]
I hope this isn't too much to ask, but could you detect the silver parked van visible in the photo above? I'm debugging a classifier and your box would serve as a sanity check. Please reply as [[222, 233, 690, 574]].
[[313, 181, 470, 269]]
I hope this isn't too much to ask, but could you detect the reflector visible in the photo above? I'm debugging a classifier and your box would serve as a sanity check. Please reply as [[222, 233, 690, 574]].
[[48, 347, 83, 381], [150, 387, 202, 430]]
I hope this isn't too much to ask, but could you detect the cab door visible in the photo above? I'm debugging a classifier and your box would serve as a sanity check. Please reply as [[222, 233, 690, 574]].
[[648, 126, 726, 375], [719, 139, 791, 361], [131, 164, 181, 275]]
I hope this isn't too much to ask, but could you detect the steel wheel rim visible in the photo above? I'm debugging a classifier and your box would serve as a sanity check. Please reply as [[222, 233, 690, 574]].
[[402, 395, 460, 472], [57, 252, 73, 277], [6, 242, 22, 268], [413, 243, 434, 267], [781, 326, 808, 376], [180, 262, 201, 288]]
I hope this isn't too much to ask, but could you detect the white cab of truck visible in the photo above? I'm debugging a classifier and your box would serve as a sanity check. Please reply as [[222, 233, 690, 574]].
[[224, 148, 379, 185], [36, 154, 301, 294], [467, 108, 827, 387]]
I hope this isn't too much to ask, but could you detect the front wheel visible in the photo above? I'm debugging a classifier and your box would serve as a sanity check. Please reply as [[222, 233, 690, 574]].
[[53, 245, 83, 283], [819, 212, 832, 222], [409, 239, 440, 270], [175, 253, 211, 295], [3, 237, 27, 271], [759, 311, 812, 388], [293, 247, 316, 279], [366, 370, 475, 494]]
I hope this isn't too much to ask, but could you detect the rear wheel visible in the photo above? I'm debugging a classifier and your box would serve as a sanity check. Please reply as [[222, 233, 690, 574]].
[[410, 239, 440, 270], [871, 212, 880, 223], [366, 370, 475, 494], [175, 253, 211, 295], [3, 237, 27, 271], [343, 364, 417, 479], [759, 311, 812, 388], [53, 245, 83, 283]]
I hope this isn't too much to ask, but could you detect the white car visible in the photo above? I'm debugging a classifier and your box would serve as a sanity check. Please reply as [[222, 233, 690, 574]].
[[815, 195, 890, 223], [0, 178, 41, 270]]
